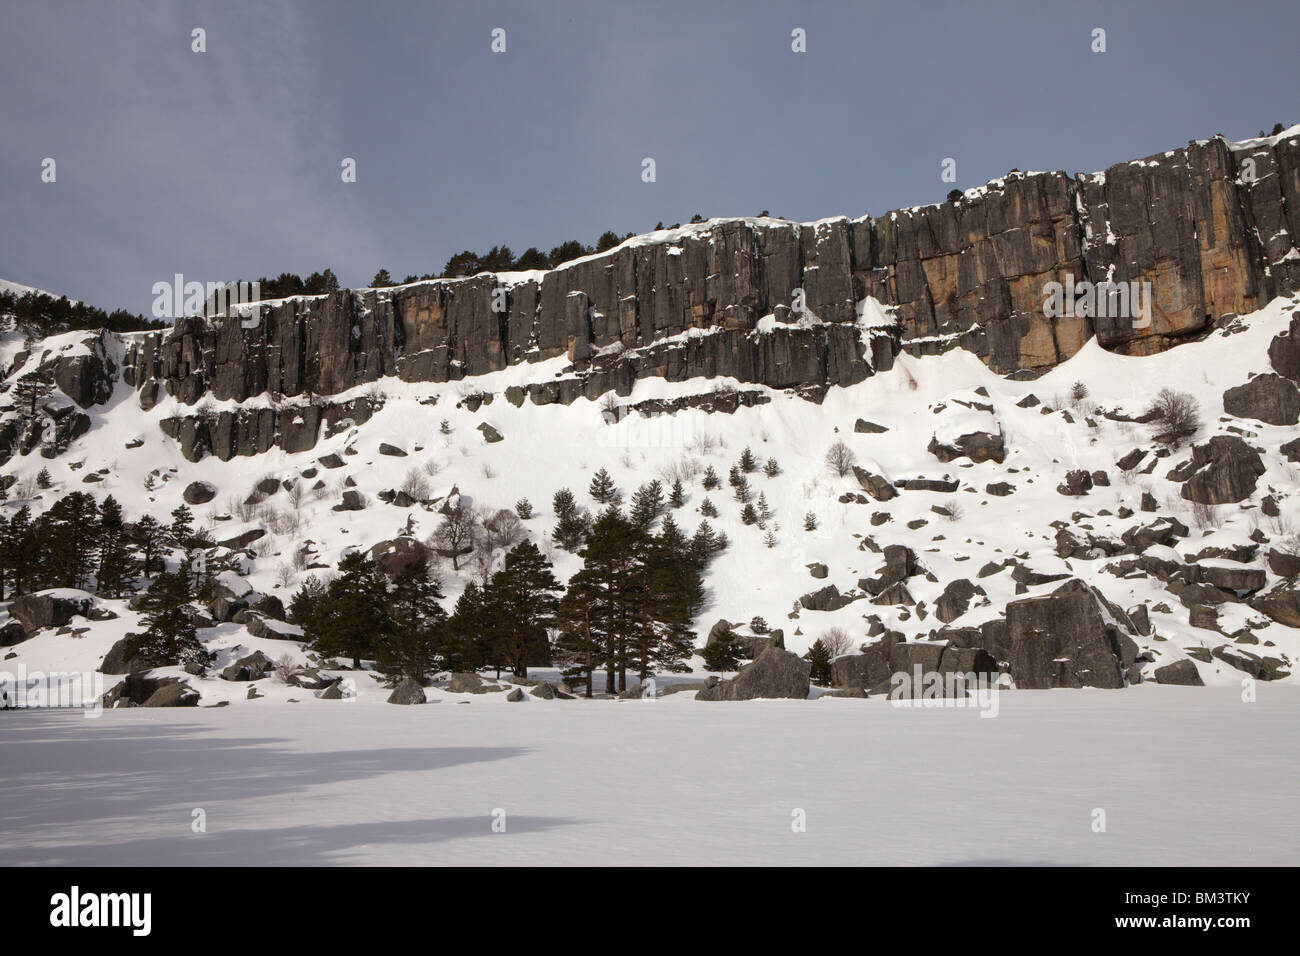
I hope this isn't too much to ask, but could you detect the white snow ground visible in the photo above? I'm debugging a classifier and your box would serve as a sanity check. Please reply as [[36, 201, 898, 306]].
[[1, 685, 1294, 866]]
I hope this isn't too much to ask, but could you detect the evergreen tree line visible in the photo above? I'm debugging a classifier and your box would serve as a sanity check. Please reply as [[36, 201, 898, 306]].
[[0, 490, 227, 669], [0, 289, 168, 339]]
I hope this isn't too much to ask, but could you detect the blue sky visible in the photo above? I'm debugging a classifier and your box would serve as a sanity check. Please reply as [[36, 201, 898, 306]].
[[1, 0, 1296, 313]]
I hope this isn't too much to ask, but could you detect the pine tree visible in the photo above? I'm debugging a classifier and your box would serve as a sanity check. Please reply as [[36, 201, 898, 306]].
[[552, 487, 590, 552], [95, 496, 137, 597], [12, 366, 55, 417], [0, 506, 36, 596], [310, 552, 389, 669], [37, 492, 101, 589], [702, 465, 720, 490], [131, 514, 168, 575], [733, 474, 751, 503], [36, 468, 52, 490], [806, 639, 833, 686], [740, 503, 758, 525], [764, 457, 781, 477], [702, 629, 743, 675], [169, 504, 195, 549], [669, 478, 686, 508], [630, 479, 664, 530], [134, 563, 210, 668], [440, 418, 453, 435], [699, 497, 719, 518], [757, 492, 772, 528], [484, 540, 562, 678], [445, 580, 493, 671], [589, 467, 620, 504], [739, 447, 757, 473], [804, 511, 818, 531], [375, 557, 446, 684], [515, 497, 533, 519]]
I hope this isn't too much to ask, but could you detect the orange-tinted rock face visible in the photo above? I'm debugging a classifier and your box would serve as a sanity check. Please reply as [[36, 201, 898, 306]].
[[129, 133, 1300, 412]]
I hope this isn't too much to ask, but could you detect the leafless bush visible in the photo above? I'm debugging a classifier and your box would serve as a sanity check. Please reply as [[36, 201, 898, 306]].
[[942, 499, 965, 522], [12, 476, 37, 499], [401, 467, 431, 500], [274, 654, 301, 684], [285, 482, 305, 510], [275, 562, 295, 588], [481, 462, 496, 479], [482, 507, 525, 551], [660, 457, 703, 485], [825, 440, 857, 478], [1190, 500, 1220, 530], [688, 433, 720, 456], [422, 458, 443, 477], [1146, 388, 1201, 448], [252, 537, 274, 559], [820, 627, 855, 659]]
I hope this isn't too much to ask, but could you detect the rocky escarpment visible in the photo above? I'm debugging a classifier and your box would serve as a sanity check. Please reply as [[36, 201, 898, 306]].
[[9, 129, 1300, 463], [134, 132, 1300, 398]]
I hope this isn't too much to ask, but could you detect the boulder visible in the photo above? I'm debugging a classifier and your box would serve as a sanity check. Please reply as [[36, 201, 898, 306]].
[[10, 591, 92, 634], [102, 674, 199, 708], [1152, 659, 1204, 686], [221, 650, 272, 682], [0, 621, 27, 647], [799, 584, 856, 612], [1248, 582, 1300, 627], [387, 678, 426, 705], [928, 430, 1005, 464], [446, 672, 502, 694], [934, 578, 985, 624], [851, 466, 897, 501], [335, 489, 366, 511], [998, 579, 1138, 689], [854, 419, 888, 433], [1222, 373, 1300, 425], [1178, 436, 1265, 504], [695, 646, 810, 701], [1056, 469, 1093, 496], [182, 480, 217, 504], [858, 545, 918, 595], [1266, 548, 1300, 578], [477, 422, 504, 443], [378, 442, 408, 457], [506, 687, 526, 702], [1268, 314, 1300, 381]]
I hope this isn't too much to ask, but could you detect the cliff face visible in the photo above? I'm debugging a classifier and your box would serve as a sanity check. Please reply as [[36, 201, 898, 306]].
[[105, 130, 1299, 460]]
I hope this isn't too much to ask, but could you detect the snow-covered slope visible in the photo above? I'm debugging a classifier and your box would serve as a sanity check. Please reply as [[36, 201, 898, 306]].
[[3, 285, 1299, 706]]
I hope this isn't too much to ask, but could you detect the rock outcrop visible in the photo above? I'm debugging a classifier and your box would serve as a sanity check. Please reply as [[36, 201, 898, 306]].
[[105, 130, 1300, 462]]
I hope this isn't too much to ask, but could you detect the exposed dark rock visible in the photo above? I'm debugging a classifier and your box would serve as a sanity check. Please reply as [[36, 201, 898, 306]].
[[928, 430, 1005, 464], [695, 646, 810, 701], [1178, 436, 1266, 504], [182, 480, 217, 504], [1222, 372, 1300, 425], [387, 678, 426, 704], [1152, 659, 1203, 686], [1056, 469, 1093, 496], [852, 466, 897, 501], [10, 591, 92, 634]]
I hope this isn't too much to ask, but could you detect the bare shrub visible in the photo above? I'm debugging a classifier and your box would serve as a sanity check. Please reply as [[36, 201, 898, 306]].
[[274, 654, 301, 684], [482, 508, 524, 551], [942, 499, 965, 522], [820, 627, 855, 659], [1146, 388, 1201, 448], [825, 440, 857, 478], [275, 562, 295, 589], [660, 457, 703, 485], [481, 462, 496, 479], [401, 467, 431, 500], [422, 458, 443, 477]]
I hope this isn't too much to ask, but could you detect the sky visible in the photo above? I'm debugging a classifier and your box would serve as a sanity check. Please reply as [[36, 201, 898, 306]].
[[1, 0, 1297, 315]]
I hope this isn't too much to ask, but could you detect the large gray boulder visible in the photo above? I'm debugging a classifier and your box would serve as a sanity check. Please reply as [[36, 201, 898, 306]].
[[1222, 373, 1300, 425], [1178, 436, 1266, 505], [221, 650, 272, 682], [387, 678, 427, 705], [1152, 659, 1204, 686], [927, 429, 1005, 464], [11, 591, 93, 634], [695, 646, 810, 701], [998, 579, 1139, 689], [182, 480, 217, 504]]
